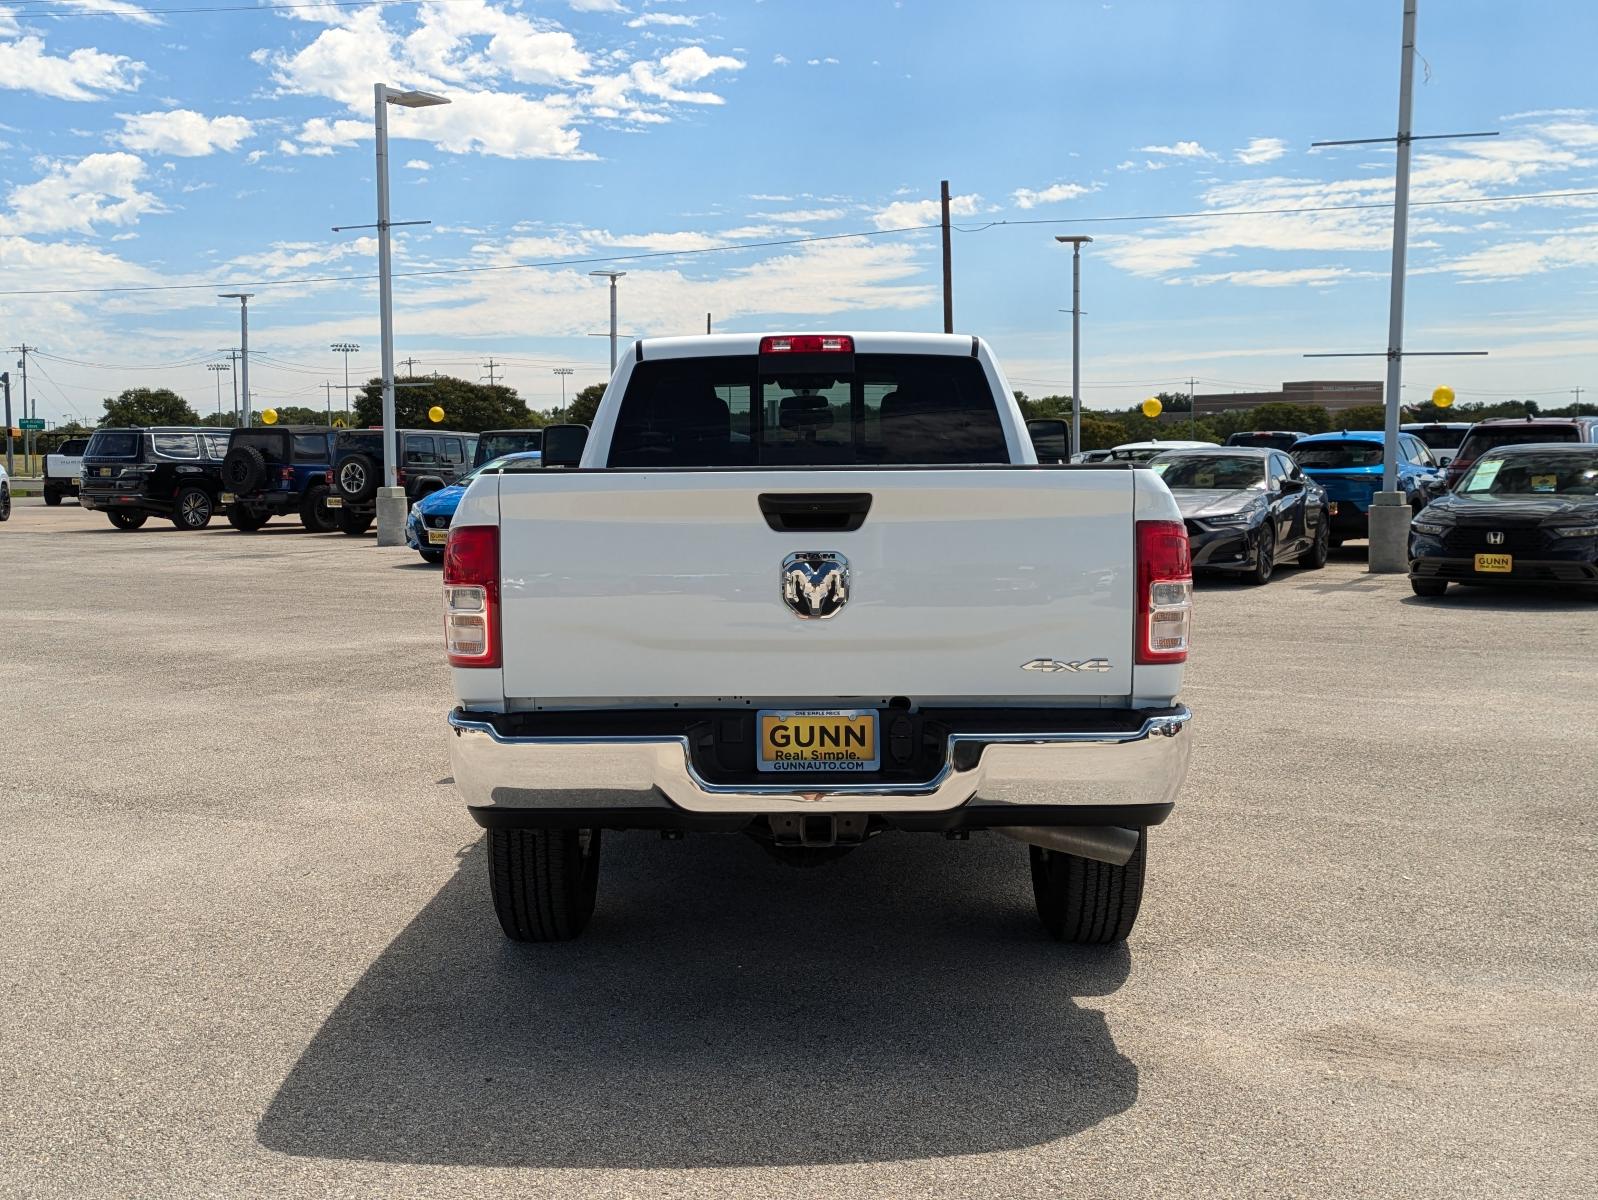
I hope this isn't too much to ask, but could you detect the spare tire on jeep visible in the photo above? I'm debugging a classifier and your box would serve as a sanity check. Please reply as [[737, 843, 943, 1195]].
[[336, 452, 380, 502], [221, 445, 267, 493]]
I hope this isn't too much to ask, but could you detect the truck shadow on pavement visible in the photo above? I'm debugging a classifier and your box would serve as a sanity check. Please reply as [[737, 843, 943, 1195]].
[[258, 832, 1137, 1169]]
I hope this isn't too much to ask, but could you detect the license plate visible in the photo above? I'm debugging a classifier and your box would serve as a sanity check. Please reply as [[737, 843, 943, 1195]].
[[426, 529, 447, 545], [325, 496, 343, 508], [1474, 553, 1512, 573], [71, 476, 81, 485], [757, 709, 879, 773], [220, 493, 236, 504]]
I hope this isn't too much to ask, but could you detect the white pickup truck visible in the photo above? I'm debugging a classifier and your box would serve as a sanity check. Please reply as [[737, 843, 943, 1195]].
[[43, 437, 90, 506], [444, 333, 1194, 945]]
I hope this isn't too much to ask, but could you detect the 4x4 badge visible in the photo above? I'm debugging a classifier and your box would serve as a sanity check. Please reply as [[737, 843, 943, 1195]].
[[1021, 658, 1112, 673]]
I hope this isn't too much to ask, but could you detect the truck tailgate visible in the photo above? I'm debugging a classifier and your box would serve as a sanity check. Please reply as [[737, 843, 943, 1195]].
[[494, 470, 1136, 703]]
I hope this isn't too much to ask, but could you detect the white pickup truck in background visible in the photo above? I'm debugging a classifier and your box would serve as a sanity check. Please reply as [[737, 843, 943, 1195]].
[[43, 437, 90, 506], [444, 332, 1194, 945]]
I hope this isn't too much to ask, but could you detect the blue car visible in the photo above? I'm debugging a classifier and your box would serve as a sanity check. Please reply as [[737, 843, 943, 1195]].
[[406, 451, 542, 562], [1290, 430, 1443, 545]]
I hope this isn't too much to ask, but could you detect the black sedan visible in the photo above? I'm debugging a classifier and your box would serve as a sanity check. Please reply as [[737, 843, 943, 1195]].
[[1149, 448, 1331, 584], [1409, 444, 1598, 597]]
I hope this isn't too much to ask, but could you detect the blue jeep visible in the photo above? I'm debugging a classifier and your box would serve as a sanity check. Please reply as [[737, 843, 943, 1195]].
[[1290, 430, 1443, 545], [219, 426, 339, 532]]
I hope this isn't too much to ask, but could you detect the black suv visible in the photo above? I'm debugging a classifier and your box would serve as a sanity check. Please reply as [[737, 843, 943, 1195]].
[[80, 427, 231, 530], [218, 426, 338, 532], [328, 427, 476, 534], [472, 428, 541, 468]]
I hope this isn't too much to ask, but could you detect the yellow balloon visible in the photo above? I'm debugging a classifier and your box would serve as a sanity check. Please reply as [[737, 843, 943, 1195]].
[[1141, 397, 1163, 419], [332, 417, 346, 428], [1431, 385, 1455, 409], [261, 408, 278, 425], [428, 405, 445, 424]]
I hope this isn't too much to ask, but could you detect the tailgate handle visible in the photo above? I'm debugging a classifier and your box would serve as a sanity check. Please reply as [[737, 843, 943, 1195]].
[[758, 493, 872, 533]]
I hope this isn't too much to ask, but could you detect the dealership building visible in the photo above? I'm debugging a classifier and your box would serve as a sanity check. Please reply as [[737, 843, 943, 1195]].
[[1174, 380, 1384, 418]]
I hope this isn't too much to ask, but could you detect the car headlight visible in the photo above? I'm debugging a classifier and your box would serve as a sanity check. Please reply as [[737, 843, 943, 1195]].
[[1411, 519, 1449, 536], [1207, 510, 1257, 526], [1550, 524, 1598, 538]]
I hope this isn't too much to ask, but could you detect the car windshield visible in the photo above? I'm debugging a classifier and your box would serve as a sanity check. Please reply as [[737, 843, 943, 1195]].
[[85, 431, 140, 458], [1459, 452, 1598, 496], [1150, 454, 1266, 489], [1410, 426, 1468, 451], [460, 454, 537, 483], [1225, 432, 1298, 450], [1294, 441, 1383, 468], [1108, 446, 1167, 462], [1459, 426, 1579, 456]]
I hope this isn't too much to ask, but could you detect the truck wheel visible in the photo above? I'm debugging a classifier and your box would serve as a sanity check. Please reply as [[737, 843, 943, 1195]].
[[221, 445, 267, 493], [336, 453, 380, 503], [1030, 830, 1146, 944], [419, 548, 444, 564], [0, 484, 9, 521], [1410, 577, 1448, 597], [44, 489, 62, 508], [336, 506, 373, 536], [107, 510, 147, 531], [227, 508, 270, 532], [172, 486, 215, 530], [299, 484, 339, 533], [487, 827, 602, 942]]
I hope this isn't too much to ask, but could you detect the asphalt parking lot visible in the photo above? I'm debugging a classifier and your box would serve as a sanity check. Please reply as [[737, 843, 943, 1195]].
[[2, 497, 1593, 1199]]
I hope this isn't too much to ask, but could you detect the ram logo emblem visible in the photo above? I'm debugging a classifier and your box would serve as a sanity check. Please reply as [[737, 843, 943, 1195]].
[[1022, 658, 1113, 674], [782, 551, 850, 619]]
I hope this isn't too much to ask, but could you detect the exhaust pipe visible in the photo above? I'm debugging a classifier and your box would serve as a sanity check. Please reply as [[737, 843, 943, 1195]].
[[996, 825, 1139, 866]]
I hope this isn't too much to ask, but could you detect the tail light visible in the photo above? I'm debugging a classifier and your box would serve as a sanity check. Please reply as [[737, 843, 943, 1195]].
[[279, 465, 295, 484], [324, 469, 333, 486], [443, 525, 500, 667], [759, 334, 854, 354], [1135, 520, 1192, 664], [395, 467, 407, 488]]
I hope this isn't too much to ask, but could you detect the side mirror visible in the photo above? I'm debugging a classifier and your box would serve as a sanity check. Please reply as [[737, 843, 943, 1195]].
[[1279, 477, 1305, 494], [1026, 418, 1071, 464], [540, 423, 589, 469]]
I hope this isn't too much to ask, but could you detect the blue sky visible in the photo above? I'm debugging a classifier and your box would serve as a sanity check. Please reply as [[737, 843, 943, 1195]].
[[1, 0, 1596, 422]]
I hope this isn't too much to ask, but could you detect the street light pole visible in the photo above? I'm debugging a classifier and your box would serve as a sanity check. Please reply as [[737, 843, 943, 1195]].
[[588, 271, 626, 374], [207, 362, 228, 419], [1055, 236, 1092, 458], [331, 342, 360, 419], [219, 294, 254, 428], [553, 367, 574, 409]]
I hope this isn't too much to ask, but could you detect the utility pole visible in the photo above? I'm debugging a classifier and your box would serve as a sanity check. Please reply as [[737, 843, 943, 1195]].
[[1189, 376, 1199, 438], [481, 358, 502, 388], [9, 345, 32, 471], [940, 180, 954, 334], [1572, 386, 1584, 417], [1054, 237, 1092, 458], [588, 271, 626, 374], [207, 361, 229, 420], [400, 356, 420, 379], [219, 296, 253, 428], [553, 367, 574, 409], [2, 371, 12, 478], [706, 313, 712, 334], [324, 381, 335, 425]]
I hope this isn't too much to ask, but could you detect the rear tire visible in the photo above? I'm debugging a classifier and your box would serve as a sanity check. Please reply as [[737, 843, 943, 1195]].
[[335, 453, 380, 503], [44, 490, 62, 508], [227, 508, 270, 532], [1030, 831, 1146, 944], [299, 484, 339, 533], [107, 510, 147, 531], [172, 486, 214, 530], [0, 484, 9, 521], [418, 548, 444, 564], [1300, 512, 1330, 569], [336, 506, 373, 536], [1410, 577, 1448, 597], [487, 828, 602, 942]]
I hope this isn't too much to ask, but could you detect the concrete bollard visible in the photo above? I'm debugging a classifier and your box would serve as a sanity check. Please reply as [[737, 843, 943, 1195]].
[[1367, 491, 1411, 574], [375, 486, 409, 547]]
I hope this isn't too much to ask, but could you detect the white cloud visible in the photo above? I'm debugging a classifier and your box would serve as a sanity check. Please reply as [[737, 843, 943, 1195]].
[[1185, 266, 1368, 288], [1011, 181, 1095, 209], [750, 207, 845, 222], [1235, 137, 1287, 165], [0, 153, 161, 236], [772, 53, 789, 66], [1439, 227, 1598, 279], [872, 192, 981, 230], [224, 238, 378, 278], [0, 34, 144, 101], [1139, 140, 1217, 160], [118, 109, 254, 156], [627, 12, 699, 27], [569, 0, 626, 10], [405, 158, 432, 170], [298, 117, 369, 155], [49, 0, 162, 26]]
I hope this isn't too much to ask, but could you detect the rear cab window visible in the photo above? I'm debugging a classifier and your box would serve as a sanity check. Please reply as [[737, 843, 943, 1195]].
[[1293, 441, 1384, 469], [85, 431, 141, 459], [477, 431, 544, 461], [293, 433, 331, 462], [231, 430, 289, 464], [608, 353, 1008, 467]]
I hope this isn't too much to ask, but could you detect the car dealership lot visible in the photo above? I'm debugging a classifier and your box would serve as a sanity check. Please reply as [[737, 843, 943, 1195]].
[[2, 498, 1593, 1200]]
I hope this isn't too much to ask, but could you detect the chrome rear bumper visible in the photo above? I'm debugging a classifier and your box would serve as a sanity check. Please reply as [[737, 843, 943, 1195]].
[[448, 706, 1192, 817]]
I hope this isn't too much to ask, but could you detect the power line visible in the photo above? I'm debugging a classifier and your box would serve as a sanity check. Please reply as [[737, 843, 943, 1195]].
[[5, 0, 485, 19], [3, 187, 1595, 300]]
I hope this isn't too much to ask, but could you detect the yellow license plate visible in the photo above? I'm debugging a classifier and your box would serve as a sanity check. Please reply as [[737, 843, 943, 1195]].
[[325, 496, 342, 507], [426, 529, 447, 545], [1474, 553, 1512, 573], [757, 709, 879, 773], [71, 476, 82, 485], [220, 493, 236, 504]]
